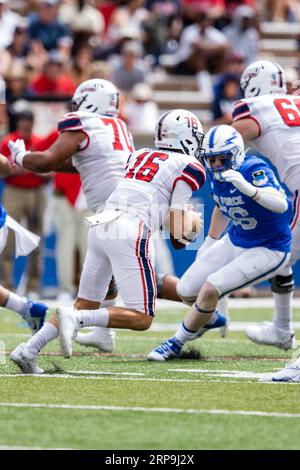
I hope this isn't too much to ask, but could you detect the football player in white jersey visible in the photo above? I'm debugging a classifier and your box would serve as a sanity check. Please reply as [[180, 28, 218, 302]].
[[230, 60, 300, 381], [10, 108, 206, 370], [8, 78, 134, 372]]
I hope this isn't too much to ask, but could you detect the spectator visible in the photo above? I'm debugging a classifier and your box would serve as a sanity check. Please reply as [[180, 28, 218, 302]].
[[59, 0, 105, 51], [112, 40, 146, 93], [285, 67, 299, 94], [0, 109, 50, 296], [172, 8, 229, 95], [125, 82, 159, 132], [0, 0, 22, 50], [29, 0, 73, 55], [0, 75, 7, 135], [4, 65, 31, 132], [29, 51, 76, 96], [70, 46, 94, 86], [52, 173, 91, 301], [212, 73, 242, 124], [107, 0, 149, 44], [0, 20, 29, 77], [265, 0, 300, 22], [141, 2, 170, 65], [224, 5, 259, 65]]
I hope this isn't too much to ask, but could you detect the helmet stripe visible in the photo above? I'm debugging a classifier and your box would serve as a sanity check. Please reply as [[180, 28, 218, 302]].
[[275, 63, 283, 88], [157, 111, 172, 141], [208, 126, 218, 148]]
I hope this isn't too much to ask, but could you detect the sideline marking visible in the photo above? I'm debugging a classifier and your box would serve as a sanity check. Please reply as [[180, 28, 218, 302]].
[[0, 402, 299, 419]]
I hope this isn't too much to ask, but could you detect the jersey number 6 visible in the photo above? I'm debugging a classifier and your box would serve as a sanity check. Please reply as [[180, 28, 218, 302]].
[[274, 97, 300, 127]]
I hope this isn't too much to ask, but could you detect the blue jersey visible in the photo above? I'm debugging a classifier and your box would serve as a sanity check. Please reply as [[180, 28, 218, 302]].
[[0, 205, 6, 229], [210, 155, 292, 253]]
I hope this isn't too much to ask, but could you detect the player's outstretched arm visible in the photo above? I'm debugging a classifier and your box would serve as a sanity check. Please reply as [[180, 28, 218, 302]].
[[9, 131, 85, 173], [222, 169, 288, 214], [232, 117, 260, 141], [0, 153, 13, 177]]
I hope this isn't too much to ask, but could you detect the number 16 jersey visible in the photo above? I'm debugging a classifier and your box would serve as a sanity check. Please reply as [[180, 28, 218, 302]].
[[105, 147, 206, 232], [232, 94, 300, 193]]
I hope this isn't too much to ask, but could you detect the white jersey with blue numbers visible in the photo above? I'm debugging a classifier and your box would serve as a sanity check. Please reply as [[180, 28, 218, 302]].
[[232, 94, 300, 193], [210, 154, 292, 252]]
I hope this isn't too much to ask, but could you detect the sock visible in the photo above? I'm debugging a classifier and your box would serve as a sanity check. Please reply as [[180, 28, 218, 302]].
[[4, 292, 27, 315], [74, 308, 109, 328], [217, 296, 228, 317], [26, 322, 58, 356], [175, 322, 196, 345], [273, 292, 293, 332], [206, 310, 218, 325], [101, 298, 116, 308]]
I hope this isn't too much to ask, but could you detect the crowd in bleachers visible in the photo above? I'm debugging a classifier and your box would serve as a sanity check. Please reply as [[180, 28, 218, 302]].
[[0, 0, 300, 134], [1, 0, 300, 298]]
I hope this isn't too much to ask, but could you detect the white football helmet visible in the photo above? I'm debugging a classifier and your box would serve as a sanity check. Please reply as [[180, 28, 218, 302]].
[[241, 60, 287, 98], [70, 79, 119, 116], [202, 125, 245, 180], [154, 109, 204, 159]]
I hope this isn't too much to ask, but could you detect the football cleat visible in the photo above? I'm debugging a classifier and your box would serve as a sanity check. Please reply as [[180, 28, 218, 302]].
[[147, 337, 182, 361], [194, 311, 228, 339], [56, 306, 79, 358], [21, 299, 48, 334], [259, 358, 300, 383], [246, 322, 296, 351], [75, 327, 116, 353], [10, 343, 44, 374]]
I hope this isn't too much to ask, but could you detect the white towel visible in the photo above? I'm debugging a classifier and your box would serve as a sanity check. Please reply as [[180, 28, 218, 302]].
[[5, 215, 40, 257]]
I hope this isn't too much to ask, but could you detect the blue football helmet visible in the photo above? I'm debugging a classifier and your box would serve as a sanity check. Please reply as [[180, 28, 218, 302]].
[[202, 125, 245, 181]]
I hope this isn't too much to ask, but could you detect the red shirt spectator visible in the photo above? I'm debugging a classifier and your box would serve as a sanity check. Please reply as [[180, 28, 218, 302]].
[[1, 130, 48, 188], [36, 129, 83, 207], [29, 52, 76, 96]]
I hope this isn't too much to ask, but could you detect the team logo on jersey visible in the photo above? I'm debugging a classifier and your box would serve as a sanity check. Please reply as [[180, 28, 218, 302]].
[[252, 170, 268, 186]]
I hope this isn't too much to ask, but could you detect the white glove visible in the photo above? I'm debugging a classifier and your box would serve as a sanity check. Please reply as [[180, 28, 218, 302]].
[[221, 169, 257, 198], [196, 234, 218, 259], [8, 139, 28, 166]]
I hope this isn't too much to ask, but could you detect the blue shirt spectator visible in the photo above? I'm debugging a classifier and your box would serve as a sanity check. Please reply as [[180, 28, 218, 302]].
[[29, 0, 72, 52]]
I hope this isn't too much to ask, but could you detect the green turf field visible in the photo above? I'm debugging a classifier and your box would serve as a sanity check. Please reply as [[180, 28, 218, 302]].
[[0, 304, 300, 450]]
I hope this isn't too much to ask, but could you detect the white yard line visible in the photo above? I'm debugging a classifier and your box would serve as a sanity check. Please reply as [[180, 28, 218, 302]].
[[168, 368, 281, 379], [0, 372, 242, 383], [67, 370, 144, 376], [1, 372, 298, 385], [0, 402, 299, 419]]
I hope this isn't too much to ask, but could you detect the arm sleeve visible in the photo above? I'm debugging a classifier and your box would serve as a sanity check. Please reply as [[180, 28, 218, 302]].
[[232, 100, 252, 122], [58, 113, 84, 133], [180, 161, 206, 192], [170, 180, 193, 210]]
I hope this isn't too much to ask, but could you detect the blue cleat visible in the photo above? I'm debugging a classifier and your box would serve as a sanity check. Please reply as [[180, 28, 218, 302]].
[[21, 299, 48, 334], [194, 311, 227, 338], [147, 337, 182, 361]]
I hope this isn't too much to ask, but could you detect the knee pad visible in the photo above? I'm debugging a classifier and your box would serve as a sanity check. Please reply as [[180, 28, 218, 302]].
[[106, 276, 118, 299], [155, 273, 167, 299], [270, 273, 294, 294], [176, 279, 197, 305]]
